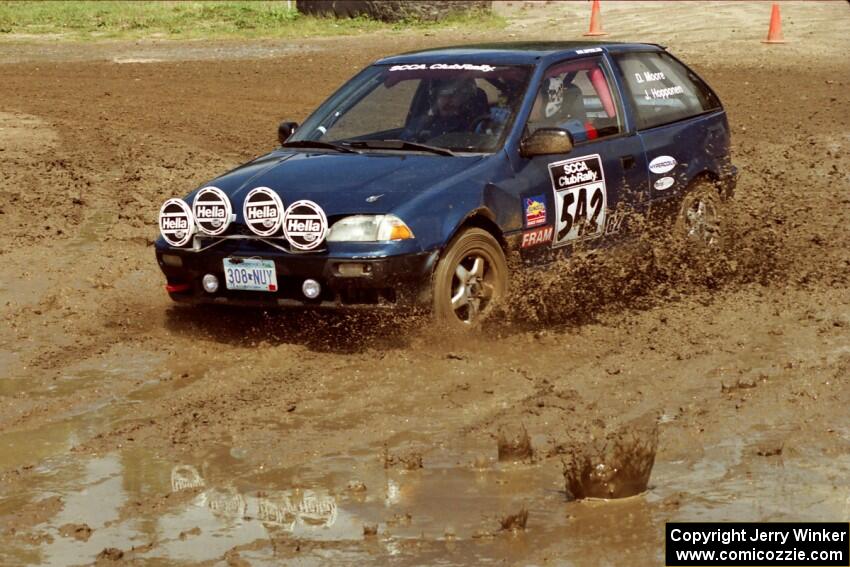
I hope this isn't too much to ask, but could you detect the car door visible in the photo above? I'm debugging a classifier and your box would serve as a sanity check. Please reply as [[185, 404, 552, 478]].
[[515, 54, 649, 265], [610, 50, 724, 207]]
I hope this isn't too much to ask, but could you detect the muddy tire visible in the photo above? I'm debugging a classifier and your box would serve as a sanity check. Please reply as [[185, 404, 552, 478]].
[[677, 180, 723, 247], [432, 228, 508, 328]]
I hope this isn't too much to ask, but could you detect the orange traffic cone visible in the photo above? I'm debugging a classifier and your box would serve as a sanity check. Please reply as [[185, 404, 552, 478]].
[[583, 0, 607, 37], [762, 3, 785, 44]]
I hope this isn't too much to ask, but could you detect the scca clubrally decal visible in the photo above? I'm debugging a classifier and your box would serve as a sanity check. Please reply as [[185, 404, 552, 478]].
[[547, 154, 607, 247]]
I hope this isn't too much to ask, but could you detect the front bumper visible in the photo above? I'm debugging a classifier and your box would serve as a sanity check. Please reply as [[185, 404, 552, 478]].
[[155, 239, 438, 309]]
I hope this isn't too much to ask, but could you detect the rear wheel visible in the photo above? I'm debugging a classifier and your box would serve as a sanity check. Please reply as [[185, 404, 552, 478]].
[[677, 181, 723, 246], [432, 228, 507, 328]]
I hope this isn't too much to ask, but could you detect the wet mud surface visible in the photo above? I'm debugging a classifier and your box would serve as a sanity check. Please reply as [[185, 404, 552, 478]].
[[1, 2, 849, 565]]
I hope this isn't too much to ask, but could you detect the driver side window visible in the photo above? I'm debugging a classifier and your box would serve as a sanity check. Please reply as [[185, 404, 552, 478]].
[[526, 56, 623, 144]]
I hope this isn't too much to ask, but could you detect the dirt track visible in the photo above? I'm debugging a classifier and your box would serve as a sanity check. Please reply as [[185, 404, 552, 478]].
[[0, 2, 849, 565]]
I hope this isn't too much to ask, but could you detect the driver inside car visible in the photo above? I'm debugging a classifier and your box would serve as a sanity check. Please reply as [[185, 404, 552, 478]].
[[406, 78, 490, 142]]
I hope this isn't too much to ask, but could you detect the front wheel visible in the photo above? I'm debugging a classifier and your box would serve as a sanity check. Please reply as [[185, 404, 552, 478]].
[[432, 228, 508, 328]]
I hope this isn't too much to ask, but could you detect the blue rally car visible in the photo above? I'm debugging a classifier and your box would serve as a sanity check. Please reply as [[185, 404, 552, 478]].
[[156, 42, 736, 327]]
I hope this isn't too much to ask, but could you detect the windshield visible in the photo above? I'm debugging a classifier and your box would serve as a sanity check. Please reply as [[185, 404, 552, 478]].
[[290, 63, 533, 154]]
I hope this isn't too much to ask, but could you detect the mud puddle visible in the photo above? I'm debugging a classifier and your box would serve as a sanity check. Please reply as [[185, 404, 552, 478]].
[[0, 443, 566, 565], [0, 450, 167, 567], [6, 429, 847, 566], [0, 413, 105, 473], [654, 430, 850, 523], [0, 346, 172, 471]]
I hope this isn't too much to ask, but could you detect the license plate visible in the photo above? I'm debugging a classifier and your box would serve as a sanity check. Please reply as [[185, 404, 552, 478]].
[[223, 258, 278, 292]]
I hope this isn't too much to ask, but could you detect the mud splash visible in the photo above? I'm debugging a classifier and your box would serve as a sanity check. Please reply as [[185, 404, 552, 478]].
[[497, 424, 534, 462], [562, 419, 659, 500], [502, 198, 787, 328]]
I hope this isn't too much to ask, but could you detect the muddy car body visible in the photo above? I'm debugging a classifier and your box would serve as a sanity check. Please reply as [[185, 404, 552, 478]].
[[155, 41, 736, 326]]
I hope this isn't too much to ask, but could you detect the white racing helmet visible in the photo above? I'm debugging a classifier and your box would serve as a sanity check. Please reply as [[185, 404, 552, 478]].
[[544, 76, 565, 118]]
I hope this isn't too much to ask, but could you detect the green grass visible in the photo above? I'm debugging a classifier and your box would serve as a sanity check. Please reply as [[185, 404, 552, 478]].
[[0, 1, 505, 41]]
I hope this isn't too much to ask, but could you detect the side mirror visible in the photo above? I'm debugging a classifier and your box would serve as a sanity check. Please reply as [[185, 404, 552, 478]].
[[278, 121, 298, 145], [520, 128, 574, 158]]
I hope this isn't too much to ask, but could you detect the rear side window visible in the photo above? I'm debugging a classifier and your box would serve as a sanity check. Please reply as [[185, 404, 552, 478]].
[[614, 52, 721, 130]]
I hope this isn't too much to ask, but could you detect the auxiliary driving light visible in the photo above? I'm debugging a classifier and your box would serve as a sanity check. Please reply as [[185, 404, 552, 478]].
[[302, 279, 321, 299], [202, 274, 219, 293]]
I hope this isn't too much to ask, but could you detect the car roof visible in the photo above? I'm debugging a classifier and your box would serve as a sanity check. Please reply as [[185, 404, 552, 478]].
[[376, 41, 665, 66]]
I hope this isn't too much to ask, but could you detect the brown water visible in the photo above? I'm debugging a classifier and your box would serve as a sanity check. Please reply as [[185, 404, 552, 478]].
[[3, 420, 848, 566]]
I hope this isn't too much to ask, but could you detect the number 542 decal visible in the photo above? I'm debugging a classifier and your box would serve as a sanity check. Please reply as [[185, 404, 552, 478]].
[[547, 154, 607, 247]]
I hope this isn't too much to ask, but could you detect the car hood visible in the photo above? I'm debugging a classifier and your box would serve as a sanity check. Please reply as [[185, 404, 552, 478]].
[[193, 150, 486, 218]]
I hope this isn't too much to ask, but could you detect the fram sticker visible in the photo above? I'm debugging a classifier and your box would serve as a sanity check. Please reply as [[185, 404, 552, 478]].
[[548, 154, 607, 247], [524, 195, 547, 227], [649, 155, 677, 174], [521, 226, 554, 248]]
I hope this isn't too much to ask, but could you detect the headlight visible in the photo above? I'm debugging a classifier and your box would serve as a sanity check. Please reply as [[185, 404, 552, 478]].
[[327, 215, 414, 242]]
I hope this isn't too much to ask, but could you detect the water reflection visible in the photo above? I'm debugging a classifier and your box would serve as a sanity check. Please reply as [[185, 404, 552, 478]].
[[170, 464, 339, 532], [254, 490, 338, 529], [170, 464, 205, 492]]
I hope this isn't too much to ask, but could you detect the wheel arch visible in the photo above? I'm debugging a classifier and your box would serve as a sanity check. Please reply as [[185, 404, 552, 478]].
[[689, 169, 724, 197], [447, 208, 507, 253]]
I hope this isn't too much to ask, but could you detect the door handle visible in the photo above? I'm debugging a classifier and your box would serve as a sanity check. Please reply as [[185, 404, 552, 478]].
[[620, 155, 636, 169]]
